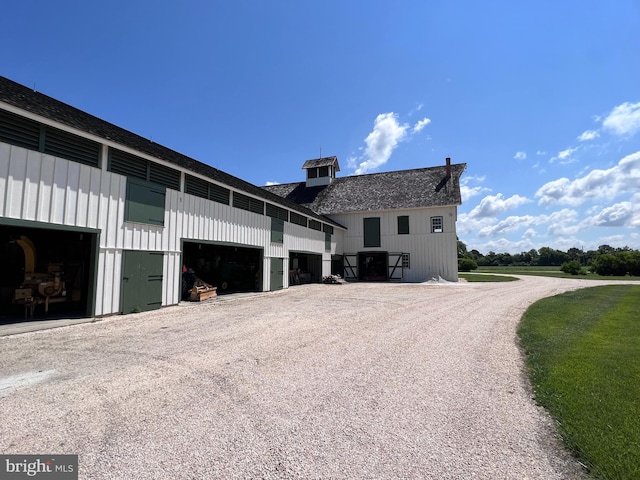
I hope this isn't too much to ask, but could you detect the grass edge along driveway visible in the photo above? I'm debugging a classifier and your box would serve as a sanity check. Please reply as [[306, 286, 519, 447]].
[[518, 285, 640, 480]]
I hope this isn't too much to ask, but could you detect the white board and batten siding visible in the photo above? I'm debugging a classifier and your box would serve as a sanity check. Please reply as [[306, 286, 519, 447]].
[[1, 143, 127, 315], [328, 206, 459, 282], [1, 141, 346, 315]]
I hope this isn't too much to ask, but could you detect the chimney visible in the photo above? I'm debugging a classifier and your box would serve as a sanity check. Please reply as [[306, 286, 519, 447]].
[[445, 157, 451, 178]]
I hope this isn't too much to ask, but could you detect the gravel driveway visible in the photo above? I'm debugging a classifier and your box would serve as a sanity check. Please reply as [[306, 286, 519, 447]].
[[1, 275, 631, 479]]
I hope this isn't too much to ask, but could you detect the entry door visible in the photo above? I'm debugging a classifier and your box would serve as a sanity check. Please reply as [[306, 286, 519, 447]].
[[270, 257, 284, 291], [388, 253, 403, 281], [343, 254, 357, 280], [121, 251, 164, 313]]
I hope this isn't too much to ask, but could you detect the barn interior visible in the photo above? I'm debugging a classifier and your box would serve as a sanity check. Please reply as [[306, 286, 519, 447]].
[[0, 225, 95, 323]]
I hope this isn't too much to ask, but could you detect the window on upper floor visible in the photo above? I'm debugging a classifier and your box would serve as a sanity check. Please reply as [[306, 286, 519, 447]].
[[319, 166, 329, 177], [271, 217, 284, 243], [398, 215, 409, 235], [363, 217, 381, 247], [431, 216, 443, 233]]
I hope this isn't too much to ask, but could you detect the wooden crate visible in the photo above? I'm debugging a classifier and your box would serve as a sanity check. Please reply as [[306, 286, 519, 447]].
[[189, 284, 217, 301]]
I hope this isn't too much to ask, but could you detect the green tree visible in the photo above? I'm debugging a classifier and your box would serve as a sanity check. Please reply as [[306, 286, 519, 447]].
[[458, 258, 478, 272], [592, 253, 626, 276], [560, 260, 583, 275], [457, 239, 468, 258]]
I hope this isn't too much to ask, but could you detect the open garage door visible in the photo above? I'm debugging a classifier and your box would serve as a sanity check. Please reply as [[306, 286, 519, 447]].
[[289, 252, 322, 285], [182, 241, 262, 296], [0, 223, 97, 322]]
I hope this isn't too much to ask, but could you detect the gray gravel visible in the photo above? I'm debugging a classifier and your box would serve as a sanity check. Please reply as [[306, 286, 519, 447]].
[[1, 276, 632, 479]]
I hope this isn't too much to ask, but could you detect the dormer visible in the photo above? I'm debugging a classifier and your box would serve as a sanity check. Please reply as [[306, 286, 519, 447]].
[[302, 156, 340, 187]]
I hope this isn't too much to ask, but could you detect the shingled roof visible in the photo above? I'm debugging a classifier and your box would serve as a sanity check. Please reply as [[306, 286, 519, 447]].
[[263, 163, 466, 215], [0, 76, 342, 227], [301, 156, 340, 171]]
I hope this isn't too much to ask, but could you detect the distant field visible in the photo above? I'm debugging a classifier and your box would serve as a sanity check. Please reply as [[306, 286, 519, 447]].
[[474, 265, 640, 281]]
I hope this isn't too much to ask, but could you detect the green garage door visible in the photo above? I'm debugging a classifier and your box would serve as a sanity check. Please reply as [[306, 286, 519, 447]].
[[270, 258, 284, 291], [121, 251, 164, 313]]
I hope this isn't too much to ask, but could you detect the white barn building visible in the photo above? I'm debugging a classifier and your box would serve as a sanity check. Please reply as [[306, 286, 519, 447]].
[[264, 156, 465, 283], [0, 76, 464, 320]]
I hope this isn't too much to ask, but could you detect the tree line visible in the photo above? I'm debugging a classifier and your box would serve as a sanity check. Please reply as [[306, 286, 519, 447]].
[[457, 241, 640, 276]]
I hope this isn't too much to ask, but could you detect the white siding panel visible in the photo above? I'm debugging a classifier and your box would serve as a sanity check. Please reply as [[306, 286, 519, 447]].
[[64, 161, 81, 225], [75, 164, 92, 227], [50, 158, 69, 224], [87, 167, 102, 229], [0, 143, 9, 216], [36, 155, 55, 223], [95, 249, 122, 316], [23, 151, 41, 220], [163, 252, 181, 306], [7, 147, 27, 218]]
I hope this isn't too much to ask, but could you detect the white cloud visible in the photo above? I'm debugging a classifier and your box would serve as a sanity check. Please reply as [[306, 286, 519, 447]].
[[536, 150, 640, 206], [536, 150, 546, 156], [602, 101, 640, 136], [265, 181, 280, 186], [584, 201, 640, 228], [353, 112, 409, 175], [461, 185, 490, 202], [550, 147, 579, 164], [412, 117, 431, 133], [545, 209, 581, 236], [514, 151, 527, 160], [456, 213, 495, 235], [460, 175, 490, 202], [477, 215, 538, 237], [577, 130, 600, 141], [466, 193, 531, 219]]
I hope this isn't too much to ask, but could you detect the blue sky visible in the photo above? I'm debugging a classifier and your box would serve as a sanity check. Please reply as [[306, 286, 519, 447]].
[[2, 1, 640, 254]]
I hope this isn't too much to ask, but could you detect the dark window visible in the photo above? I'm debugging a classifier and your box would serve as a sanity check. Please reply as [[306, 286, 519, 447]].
[[0, 109, 101, 168], [309, 219, 322, 231], [185, 175, 231, 205], [363, 217, 381, 247], [149, 162, 181, 191], [325, 231, 332, 251], [307, 168, 318, 179], [266, 203, 289, 221], [0, 109, 40, 150], [210, 183, 230, 205], [290, 212, 307, 227], [43, 126, 101, 168], [398, 215, 410, 235], [109, 148, 180, 191], [271, 217, 284, 243], [431, 216, 443, 233], [233, 192, 264, 215], [319, 166, 329, 177], [184, 174, 209, 199], [323, 224, 334, 235], [109, 149, 147, 180]]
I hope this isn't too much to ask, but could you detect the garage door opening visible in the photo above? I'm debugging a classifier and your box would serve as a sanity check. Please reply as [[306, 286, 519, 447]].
[[182, 241, 262, 297], [289, 252, 322, 285], [0, 224, 97, 323], [359, 252, 388, 281]]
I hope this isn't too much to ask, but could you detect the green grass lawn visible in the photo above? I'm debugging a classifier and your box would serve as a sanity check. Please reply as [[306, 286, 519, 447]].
[[458, 273, 518, 282], [518, 285, 640, 479]]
